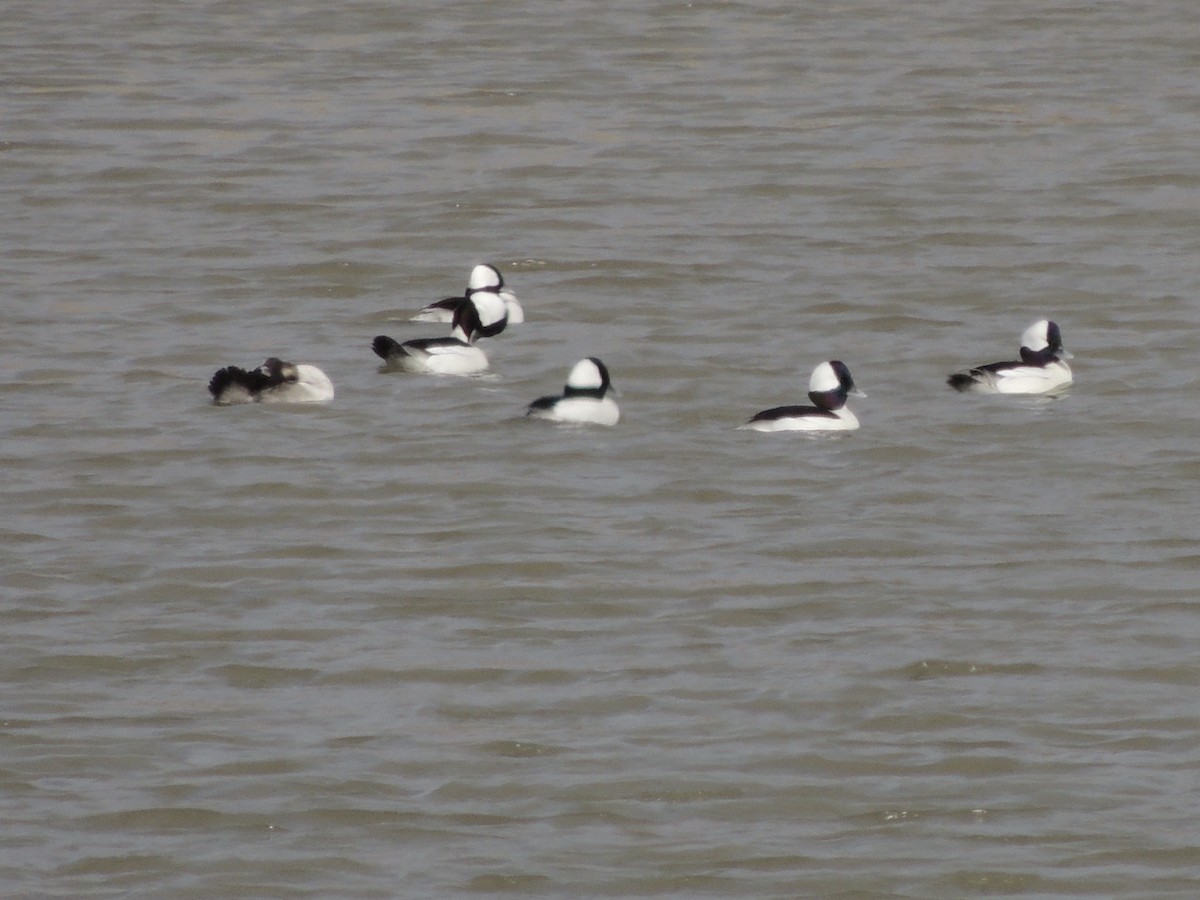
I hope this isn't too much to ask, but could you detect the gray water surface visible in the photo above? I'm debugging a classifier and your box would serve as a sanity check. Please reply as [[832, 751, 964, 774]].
[[4, 1, 1200, 897]]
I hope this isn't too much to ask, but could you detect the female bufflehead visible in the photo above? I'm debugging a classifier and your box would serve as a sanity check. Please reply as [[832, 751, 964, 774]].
[[740, 360, 864, 432], [411, 263, 524, 328], [208, 358, 334, 405], [373, 294, 491, 376], [527, 357, 620, 426], [947, 319, 1073, 394]]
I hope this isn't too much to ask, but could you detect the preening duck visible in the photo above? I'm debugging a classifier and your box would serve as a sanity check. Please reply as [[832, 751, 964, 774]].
[[208, 358, 334, 405]]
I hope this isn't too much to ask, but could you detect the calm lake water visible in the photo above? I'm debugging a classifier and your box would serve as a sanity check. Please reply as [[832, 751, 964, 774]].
[[4, 1, 1200, 897]]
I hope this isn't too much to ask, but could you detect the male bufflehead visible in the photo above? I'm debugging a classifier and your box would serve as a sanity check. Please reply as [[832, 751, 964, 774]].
[[947, 319, 1073, 395], [527, 358, 620, 426], [373, 294, 491, 375], [208, 357, 334, 405], [740, 360, 864, 432], [411, 263, 524, 328]]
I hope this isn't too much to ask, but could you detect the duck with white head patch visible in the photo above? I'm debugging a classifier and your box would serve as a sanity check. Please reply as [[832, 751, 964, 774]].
[[527, 358, 620, 426], [740, 360, 864, 432], [947, 319, 1073, 395], [208, 357, 334, 405], [373, 293, 494, 376], [411, 263, 524, 328]]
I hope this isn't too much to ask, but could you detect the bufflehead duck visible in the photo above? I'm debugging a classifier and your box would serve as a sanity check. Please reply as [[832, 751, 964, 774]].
[[947, 319, 1073, 394], [411, 263, 524, 328], [527, 358, 620, 426], [373, 293, 492, 375], [740, 360, 864, 432], [208, 357, 334, 405]]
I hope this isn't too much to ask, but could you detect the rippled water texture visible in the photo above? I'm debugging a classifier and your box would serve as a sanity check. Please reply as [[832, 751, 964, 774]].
[[4, 1, 1200, 896]]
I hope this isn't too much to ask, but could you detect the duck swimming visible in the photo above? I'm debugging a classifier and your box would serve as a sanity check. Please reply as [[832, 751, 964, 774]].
[[527, 358, 619, 426], [741, 360, 864, 432], [411, 263, 524, 328], [374, 293, 493, 376], [947, 319, 1072, 395]]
